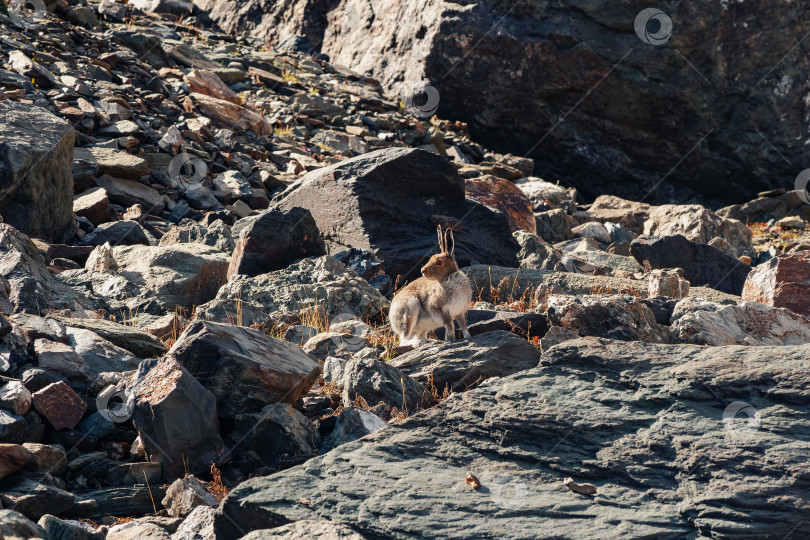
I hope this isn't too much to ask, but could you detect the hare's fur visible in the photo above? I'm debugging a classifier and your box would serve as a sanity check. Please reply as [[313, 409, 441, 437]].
[[389, 227, 472, 347]]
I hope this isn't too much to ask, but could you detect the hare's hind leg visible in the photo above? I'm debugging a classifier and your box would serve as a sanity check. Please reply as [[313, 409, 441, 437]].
[[442, 314, 456, 341], [400, 299, 422, 346], [456, 312, 471, 339]]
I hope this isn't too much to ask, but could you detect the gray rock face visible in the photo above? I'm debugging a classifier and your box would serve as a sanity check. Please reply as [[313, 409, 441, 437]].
[[274, 148, 520, 279], [0, 509, 47, 539], [391, 331, 541, 392], [215, 337, 810, 539], [168, 321, 322, 418], [0, 102, 75, 242], [546, 294, 668, 343], [203, 1, 810, 204]]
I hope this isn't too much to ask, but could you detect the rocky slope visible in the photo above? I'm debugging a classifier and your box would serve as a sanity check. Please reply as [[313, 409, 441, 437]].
[[0, 1, 809, 540], [199, 0, 810, 206]]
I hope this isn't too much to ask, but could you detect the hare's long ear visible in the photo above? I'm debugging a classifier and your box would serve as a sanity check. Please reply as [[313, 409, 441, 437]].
[[437, 225, 445, 253], [445, 228, 455, 257]]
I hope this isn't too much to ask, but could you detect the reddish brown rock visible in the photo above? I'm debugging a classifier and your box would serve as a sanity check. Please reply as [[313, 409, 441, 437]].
[[186, 69, 241, 105], [465, 175, 536, 234], [0, 443, 33, 480], [742, 252, 810, 316], [31, 382, 87, 431]]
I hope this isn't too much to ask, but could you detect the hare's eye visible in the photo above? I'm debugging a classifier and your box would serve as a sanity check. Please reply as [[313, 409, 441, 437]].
[[436, 260, 443, 266]]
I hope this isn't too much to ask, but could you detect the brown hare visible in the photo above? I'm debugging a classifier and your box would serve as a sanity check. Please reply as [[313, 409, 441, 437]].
[[389, 226, 472, 347]]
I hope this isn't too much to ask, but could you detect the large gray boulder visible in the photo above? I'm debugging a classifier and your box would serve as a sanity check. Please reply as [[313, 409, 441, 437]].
[[215, 337, 810, 539], [197, 256, 389, 328], [168, 321, 322, 418], [0, 102, 75, 242], [274, 148, 520, 278]]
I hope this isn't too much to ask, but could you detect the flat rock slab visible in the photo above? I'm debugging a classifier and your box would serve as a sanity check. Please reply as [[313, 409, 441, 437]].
[[465, 265, 741, 304], [47, 315, 166, 358], [74, 148, 151, 180], [391, 330, 541, 391], [215, 337, 810, 539]]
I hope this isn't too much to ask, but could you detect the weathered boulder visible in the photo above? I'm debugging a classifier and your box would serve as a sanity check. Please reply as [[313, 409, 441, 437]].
[[73, 187, 110, 226], [65, 327, 142, 378], [274, 148, 520, 278], [240, 521, 366, 539], [0, 472, 75, 520], [0, 381, 31, 416], [0, 509, 47, 539], [227, 403, 320, 468], [643, 205, 753, 257], [37, 515, 105, 540], [171, 505, 215, 540], [75, 148, 151, 180], [579, 195, 653, 234], [631, 235, 750, 296], [79, 221, 150, 247], [718, 190, 810, 224], [197, 256, 389, 327], [391, 331, 541, 392], [0, 102, 75, 242], [546, 295, 667, 343], [22, 443, 66, 476], [341, 356, 424, 411], [215, 337, 810, 539], [47, 315, 166, 358], [742, 251, 810, 317], [161, 475, 218, 518], [228, 207, 325, 279], [168, 321, 322, 418], [58, 243, 230, 314], [513, 231, 561, 270], [670, 298, 810, 346], [130, 357, 226, 479]]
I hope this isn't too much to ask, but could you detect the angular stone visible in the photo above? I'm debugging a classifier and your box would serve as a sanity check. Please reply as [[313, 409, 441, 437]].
[[341, 356, 423, 411], [32, 382, 87, 431], [0, 472, 75, 520], [535, 208, 573, 243], [66, 327, 141, 378], [198, 256, 389, 327], [320, 407, 387, 454], [171, 505, 215, 540], [465, 175, 536, 234], [73, 187, 110, 226], [648, 268, 690, 299], [0, 102, 75, 242], [34, 339, 90, 380], [0, 509, 47, 539], [0, 443, 32, 480], [228, 207, 325, 279], [742, 252, 810, 316], [0, 381, 31, 416], [0, 410, 26, 444], [22, 443, 67, 475], [189, 93, 272, 135], [94, 175, 165, 212], [169, 321, 322, 418], [240, 521, 366, 539], [546, 295, 667, 343], [130, 356, 226, 479], [161, 475, 218, 518], [228, 403, 320, 468], [643, 204, 753, 257], [274, 148, 520, 279], [158, 220, 235, 254], [74, 148, 150, 180], [79, 220, 150, 247], [48, 316, 166, 358]]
